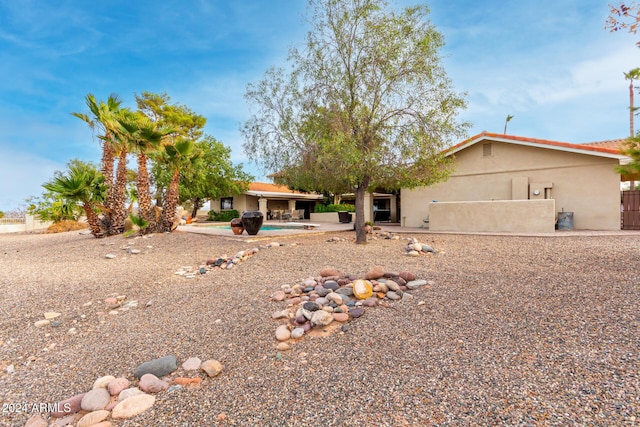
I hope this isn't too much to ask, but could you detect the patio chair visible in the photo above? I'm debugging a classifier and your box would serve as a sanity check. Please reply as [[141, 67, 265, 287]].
[[293, 209, 305, 221], [281, 210, 293, 221]]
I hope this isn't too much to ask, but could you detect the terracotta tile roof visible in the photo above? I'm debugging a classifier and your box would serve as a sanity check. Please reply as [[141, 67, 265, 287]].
[[447, 132, 626, 156], [582, 138, 628, 152], [247, 182, 310, 195]]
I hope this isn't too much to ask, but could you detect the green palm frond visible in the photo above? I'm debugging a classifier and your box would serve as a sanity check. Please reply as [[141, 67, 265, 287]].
[[124, 213, 149, 237], [43, 164, 106, 205]]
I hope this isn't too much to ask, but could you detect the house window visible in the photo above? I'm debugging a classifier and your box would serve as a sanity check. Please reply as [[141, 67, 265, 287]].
[[221, 197, 233, 210], [482, 143, 493, 157], [373, 199, 389, 211]]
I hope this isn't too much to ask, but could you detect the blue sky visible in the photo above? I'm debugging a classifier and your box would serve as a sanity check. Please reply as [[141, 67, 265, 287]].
[[0, 0, 637, 212]]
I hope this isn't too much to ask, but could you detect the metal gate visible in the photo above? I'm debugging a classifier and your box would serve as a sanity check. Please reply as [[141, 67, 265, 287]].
[[622, 190, 640, 230]]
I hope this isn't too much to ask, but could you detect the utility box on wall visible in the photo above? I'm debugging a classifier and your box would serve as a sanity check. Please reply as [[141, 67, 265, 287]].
[[529, 182, 553, 200]]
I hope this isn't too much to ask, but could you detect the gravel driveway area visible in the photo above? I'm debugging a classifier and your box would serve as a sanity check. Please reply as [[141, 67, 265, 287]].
[[0, 230, 638, 426]]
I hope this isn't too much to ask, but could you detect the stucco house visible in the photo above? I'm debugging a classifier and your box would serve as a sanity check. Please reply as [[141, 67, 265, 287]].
[[209, 182, 323, 220], [209, 182, 400, 223], [401, 132, 631, 233]]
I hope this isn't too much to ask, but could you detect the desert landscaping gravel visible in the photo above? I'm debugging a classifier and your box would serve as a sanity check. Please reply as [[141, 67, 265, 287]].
[[0, 229, 639, 426]]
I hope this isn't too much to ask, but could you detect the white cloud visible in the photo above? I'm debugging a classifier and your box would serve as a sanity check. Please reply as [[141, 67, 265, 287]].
[[527, 44, 640, 105]]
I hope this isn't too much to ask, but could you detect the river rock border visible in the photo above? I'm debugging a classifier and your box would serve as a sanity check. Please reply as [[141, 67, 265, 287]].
[[23, 355, 224, 427], [174, 241, 288, 278]]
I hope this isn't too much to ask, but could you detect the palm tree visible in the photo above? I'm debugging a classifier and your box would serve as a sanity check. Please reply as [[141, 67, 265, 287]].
[[504, 114, 514, 134], [110, 126, 130, 234], [118, 112, 174, 229], [43, 164, 107, 237], [624, 68, 640, 137], [157, 138, 198, 232], [72, 94, 123, 234]]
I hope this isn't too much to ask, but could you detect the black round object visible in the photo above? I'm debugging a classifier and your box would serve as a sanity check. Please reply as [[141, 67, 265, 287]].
[[241, 210, 264, 235]]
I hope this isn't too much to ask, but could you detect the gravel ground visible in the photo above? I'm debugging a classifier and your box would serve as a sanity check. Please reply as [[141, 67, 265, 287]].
[[0, 229, 639, 426]]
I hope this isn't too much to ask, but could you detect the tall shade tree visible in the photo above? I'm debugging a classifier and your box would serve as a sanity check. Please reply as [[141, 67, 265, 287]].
[[606, 2, 640, 43], [136, 92, 207, 207], [242, 0, 468, 243], [136, 92, 206, 141], [155, 135, 254, 218], [43, 163, 107, 237], [617, 135, 640, 180]]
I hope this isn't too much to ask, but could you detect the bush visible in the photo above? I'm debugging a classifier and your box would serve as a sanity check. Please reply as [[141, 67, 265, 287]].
[[45, 220, 89, 234], [207, 209, 240, 222], [26, 194, 80, 222], [314, 203, 355, 213]]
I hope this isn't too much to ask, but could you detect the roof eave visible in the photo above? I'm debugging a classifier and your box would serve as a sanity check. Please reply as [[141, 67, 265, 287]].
[[447, 132, 626, 160], [245, 190, 323, 200]]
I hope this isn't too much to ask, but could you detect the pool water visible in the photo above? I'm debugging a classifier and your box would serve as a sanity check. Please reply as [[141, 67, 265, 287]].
[[207, 225, 285, 231]]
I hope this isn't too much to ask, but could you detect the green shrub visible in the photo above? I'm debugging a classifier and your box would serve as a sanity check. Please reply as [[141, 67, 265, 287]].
[[207, 209, 240, 222], [314, 203, 355, 213]]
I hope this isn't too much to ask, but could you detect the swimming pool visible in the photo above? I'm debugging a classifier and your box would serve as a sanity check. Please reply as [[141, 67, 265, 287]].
[[205, 225, 286, 231]]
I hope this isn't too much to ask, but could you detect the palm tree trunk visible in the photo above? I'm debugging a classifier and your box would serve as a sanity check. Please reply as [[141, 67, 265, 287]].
[[137, 153, 154, 228], [630, 79, 636, 190], [101, 138, 116, 190], [630, 79, 635, 138], [101, 140, 116, 233], [110, 148, 129, 234], [160, 169, 181, 232], [82, 203, 104, 238]]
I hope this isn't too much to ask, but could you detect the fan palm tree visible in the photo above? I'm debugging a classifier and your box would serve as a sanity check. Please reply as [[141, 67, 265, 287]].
[[110, 126, 130, 234], [43, 164, 107, 237], [118, 112, 174, 229], [72, 94, 123, 234], [157, 138, 198, 232]]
